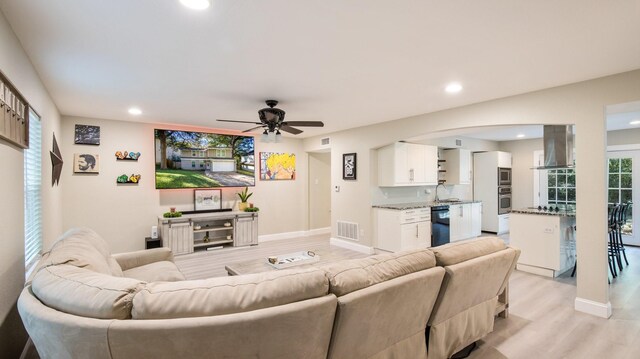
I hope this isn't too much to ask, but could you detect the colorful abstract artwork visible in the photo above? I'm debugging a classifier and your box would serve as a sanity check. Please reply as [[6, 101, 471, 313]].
[[260, 152, 296, 180]]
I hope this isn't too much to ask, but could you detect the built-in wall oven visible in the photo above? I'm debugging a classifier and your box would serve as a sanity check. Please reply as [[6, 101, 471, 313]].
[[498, 186, 512, 215], [498, 167, 512, 186]]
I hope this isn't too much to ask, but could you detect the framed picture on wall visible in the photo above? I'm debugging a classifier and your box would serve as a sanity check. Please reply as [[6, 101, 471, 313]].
[[194, 189, 222, 211], [74, 124, 101, 145], [343, 153, 357, 180], [73, 153, 99, 173]]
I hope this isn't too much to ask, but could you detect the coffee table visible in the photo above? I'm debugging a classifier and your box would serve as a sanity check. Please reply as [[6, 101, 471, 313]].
[[224, 247, 366, 276]]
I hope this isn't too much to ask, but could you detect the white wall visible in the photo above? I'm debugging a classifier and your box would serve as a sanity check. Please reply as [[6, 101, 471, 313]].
[[304, 69, 640, 312], [308, 152, 331, 229], [0, 10, 62, 357], [60, 116, 309, 253]]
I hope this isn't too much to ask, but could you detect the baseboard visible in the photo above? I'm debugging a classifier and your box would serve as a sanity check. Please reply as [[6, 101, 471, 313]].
[[258, 227, 331, 243], [330, 237, 375, 254], [574, 297, 612, 318], [307, 227, 331, 236], [259, 231, 307, 242]]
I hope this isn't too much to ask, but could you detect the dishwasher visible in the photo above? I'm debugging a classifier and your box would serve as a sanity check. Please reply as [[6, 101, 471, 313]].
[[431, 205, 450, 247]]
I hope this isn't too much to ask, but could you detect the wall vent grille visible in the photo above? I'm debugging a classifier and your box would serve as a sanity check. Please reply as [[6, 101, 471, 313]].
[[321, 137, 330, 145], [337, 221, 359, 241], [455, 139, 462, 146]]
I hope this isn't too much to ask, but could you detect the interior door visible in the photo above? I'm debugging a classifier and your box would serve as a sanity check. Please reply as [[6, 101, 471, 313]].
[[607, 151, 639, 246]]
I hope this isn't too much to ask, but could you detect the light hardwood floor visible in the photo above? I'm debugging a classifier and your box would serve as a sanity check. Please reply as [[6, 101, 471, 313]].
[[176, 236, 640, 359]]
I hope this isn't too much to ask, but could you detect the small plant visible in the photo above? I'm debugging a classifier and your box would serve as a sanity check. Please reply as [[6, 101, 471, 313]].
[[163, 211, 182, 218], [245, 207, 259, 212], [237, 187, 253, 203]]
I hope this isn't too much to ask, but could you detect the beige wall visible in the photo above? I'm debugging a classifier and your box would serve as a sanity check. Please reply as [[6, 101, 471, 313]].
[[60, 116, 309, 253], [308, 152, 331, 229], [304, 69, 640, 309], [608, 127, 640, 146], [499, 138, 544, 209], [0, 10, 62, 357]]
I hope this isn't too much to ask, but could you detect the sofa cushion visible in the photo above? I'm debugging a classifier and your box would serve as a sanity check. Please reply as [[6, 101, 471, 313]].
[[31, 264, 145, 319], [40, 228, 116, 275], [123, 261, 185, 282], [131, 267, 329, 319], [430, 236, 506, 266], [320, 248, 436, 296]]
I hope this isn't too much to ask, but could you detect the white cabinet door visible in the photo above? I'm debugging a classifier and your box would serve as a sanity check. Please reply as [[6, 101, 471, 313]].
[[418, 221, 431, 247], [162, 221, 193, 255], [423, 145, 438, 185], [408, 143, 425, 183], [400, 223, 419, 249], [234, 215, 258, 246], [449, 204, 462, 242], [461, 203, 472, 239], [471, 202, 482, 237], [443, 149, 471, 185], [498, 152, 512, 168], [378, 142, 438, 186]]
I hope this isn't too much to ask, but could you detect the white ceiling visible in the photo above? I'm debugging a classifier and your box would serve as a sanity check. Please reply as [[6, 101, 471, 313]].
[[1, 0, 640, 138]]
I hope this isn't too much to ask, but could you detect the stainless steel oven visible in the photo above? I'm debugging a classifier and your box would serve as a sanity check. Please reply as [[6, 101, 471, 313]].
[[498, 167, 512, 186], [498, 186, 512, 215]]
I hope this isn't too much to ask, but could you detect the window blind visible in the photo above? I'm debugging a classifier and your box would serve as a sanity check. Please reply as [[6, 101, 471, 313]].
[[24, 110, 42, 269]]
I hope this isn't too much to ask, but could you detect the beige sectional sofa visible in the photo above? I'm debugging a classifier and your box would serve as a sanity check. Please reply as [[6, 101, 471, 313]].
[[19, 228, 519, 359]]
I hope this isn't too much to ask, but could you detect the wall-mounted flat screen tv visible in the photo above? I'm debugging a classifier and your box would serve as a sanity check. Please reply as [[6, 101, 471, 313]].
[[154, 129, 255, 189]]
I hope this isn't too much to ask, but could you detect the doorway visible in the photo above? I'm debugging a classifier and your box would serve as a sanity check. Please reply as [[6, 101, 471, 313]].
[[607, 150, 639, 246], [308, 151, 331, 230]]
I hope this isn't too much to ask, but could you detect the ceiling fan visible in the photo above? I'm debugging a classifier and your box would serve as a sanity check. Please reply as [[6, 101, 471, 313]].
[[217, 100, 324, 135]]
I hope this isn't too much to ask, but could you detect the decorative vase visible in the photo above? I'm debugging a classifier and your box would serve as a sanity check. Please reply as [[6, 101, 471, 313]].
[[239, 202, 249, 211]]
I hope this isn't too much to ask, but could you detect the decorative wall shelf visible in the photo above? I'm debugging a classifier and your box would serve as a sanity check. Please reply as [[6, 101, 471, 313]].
[[0, 69, 30, 149]]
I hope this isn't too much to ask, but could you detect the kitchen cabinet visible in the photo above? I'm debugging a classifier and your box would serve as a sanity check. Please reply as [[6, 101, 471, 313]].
[[377, 142, 438, 186], [442, 149, 471, 185], [158, 211, 258, 255], [509, 212, 576, 277], [471, 202, 482, 237], [374, 207, 431, 251], [450, 203, 481, 242]]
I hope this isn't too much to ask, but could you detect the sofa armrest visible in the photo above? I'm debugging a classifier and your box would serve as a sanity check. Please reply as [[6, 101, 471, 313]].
[[112, 248, 175, 271]]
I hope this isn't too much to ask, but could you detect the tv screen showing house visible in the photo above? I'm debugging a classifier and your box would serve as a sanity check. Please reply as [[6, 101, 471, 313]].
[[154, 129, 255, 189]]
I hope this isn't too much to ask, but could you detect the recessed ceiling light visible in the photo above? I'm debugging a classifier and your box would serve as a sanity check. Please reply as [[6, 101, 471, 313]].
[[128, 107, 142, 116], [179, 0, 210, 10], [445, 82, 463, 94], [630, 120, 640, 125], [516, 134, 525, 138]]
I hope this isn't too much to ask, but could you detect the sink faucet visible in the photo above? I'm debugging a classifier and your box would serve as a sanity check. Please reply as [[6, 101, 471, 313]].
[[434, 183, 445, 202]]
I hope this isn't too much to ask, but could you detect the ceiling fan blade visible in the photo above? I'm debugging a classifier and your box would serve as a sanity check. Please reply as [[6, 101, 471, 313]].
[[217, 119, 262, 124], [279, 125, 303, 135], [282, 121, 324, 127], [242, 126, 265, 133]]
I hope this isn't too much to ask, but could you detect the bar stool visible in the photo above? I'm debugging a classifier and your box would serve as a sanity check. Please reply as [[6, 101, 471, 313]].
[[616, 203, 630, 266], [608, 205, 621, 276]]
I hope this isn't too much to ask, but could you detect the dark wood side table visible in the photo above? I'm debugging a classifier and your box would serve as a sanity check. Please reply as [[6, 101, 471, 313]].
[[145, 237, 162, 249]]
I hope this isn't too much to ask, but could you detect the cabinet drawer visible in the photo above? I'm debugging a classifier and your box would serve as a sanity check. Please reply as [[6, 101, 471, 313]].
[[400, 209, 429, 223]]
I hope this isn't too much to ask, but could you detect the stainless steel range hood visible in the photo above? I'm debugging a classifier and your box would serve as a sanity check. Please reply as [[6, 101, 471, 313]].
[[536, 125, 575, 169]]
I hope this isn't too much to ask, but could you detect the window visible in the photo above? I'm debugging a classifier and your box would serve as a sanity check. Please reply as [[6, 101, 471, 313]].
[[24, 110, 42, 270], [547, 168, 576, 206], [191, 161, 195, 168], [608, 157, 633, 235]]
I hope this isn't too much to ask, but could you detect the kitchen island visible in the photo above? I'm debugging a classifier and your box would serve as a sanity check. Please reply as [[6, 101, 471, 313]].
[[509, 208, 576, 277]]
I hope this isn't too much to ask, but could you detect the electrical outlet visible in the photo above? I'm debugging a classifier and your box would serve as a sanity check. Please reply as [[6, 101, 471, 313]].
[[544, 228, 554, 234]]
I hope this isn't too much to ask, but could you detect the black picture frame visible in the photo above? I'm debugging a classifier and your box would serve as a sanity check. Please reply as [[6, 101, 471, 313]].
[[343, 153, 357, 180], [74, 124, 100, 145]]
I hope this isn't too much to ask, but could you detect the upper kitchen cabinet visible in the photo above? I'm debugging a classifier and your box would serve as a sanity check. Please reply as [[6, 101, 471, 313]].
[[378, 142, 438, 186], [442, 148, 471, 185]]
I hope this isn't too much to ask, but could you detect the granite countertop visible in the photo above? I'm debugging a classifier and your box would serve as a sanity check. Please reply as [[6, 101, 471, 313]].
[[510, 207, 576, 217], [372, 200, 481, 210]]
